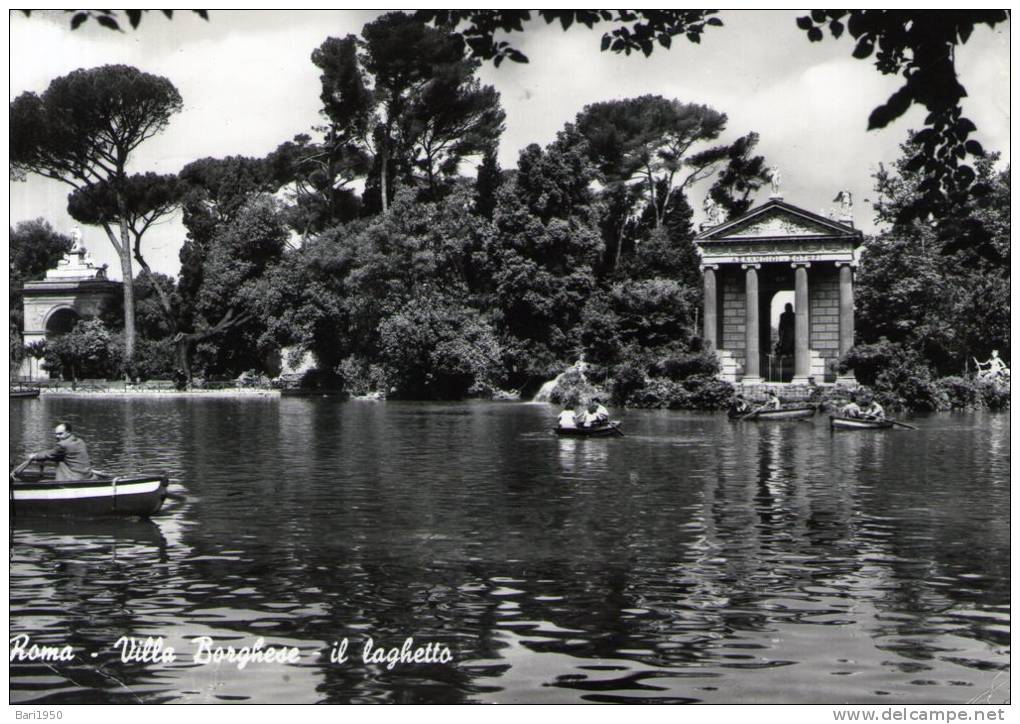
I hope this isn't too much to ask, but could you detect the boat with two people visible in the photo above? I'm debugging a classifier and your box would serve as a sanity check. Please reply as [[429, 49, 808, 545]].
[[553, 394, 623, 437], [728, 391, 815, 421], [829, 388, 916, 431]]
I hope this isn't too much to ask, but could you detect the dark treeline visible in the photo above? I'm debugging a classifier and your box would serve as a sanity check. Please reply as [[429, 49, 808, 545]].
[[9, 11, 1010, 410]]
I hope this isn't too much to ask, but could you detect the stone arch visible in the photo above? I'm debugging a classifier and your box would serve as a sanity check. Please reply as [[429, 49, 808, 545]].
[[45, 306, 81, 338]]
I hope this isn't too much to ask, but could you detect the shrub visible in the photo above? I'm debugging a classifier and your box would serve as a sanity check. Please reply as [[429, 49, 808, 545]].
[[626, 378, 686, 409], [616, 372, 734, 410], [654, 350, 721, 381], [935, 376, 979, 410], [976, 376, 1010, 410], [680, 374, 736, 410], [872, 364, 947, 412], [337, 355, 388, 396], [610, 361, 647, 405], [133, 337, 177, 380], [377, 299, 504, 399], [42, 319, 123, 380], [838, 339, 916, 386]]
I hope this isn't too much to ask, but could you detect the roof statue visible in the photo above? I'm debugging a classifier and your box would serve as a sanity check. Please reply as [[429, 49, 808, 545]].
[[49, 226, 107, 280], [70, 225, 85, 253], [768, 166, 782, 198], [702, 196, 724, 228], [833, 190, 853, 220]]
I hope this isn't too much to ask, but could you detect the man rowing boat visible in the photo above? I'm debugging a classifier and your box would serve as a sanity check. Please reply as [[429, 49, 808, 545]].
[[27, 422, 95, 481]]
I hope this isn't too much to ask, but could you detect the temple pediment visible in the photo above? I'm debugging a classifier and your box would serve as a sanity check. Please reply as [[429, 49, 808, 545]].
[[695, 199, 860, 243], [694, 198, 862, 265]]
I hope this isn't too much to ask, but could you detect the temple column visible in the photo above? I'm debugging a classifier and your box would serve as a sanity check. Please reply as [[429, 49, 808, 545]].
[[791, 262, 811, 385], [702, 265, 718, 351], [742, 263, 763, 384], [836, 262, 857, 383]]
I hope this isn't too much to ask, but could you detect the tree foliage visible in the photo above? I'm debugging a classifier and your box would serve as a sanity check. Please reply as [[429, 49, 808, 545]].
[[795, 10, 1008, 224], [355, 13, 506, 211], [11, 64, 183, 373], [576, 97, 729, 227], [9, 220, 73, 369], [187, 196, 289, 376], [42, 318, 122, 381], [20, 9, 208, 32], [574, 96, 768, 273], [855, 140, 1009, 374], [9, 219, 72, 292], [416, 10, 722, 65], [486, 130, 604, 376], [420, 9, 1007, 232]]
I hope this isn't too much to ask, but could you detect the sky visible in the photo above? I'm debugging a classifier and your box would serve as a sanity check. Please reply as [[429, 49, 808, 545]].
[[8, 9, 1011, 280]]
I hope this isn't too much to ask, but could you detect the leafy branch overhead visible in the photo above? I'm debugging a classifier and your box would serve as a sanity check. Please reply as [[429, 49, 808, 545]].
[[794, 10, 1008, 223], [418, 10, 1008, 227], [20, 9, 209, 32], [416, 10, 723, 65]]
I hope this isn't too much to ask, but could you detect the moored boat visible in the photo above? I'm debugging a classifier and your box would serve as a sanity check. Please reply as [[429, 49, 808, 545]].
[[554, 421, 623, 437], [729, 406, 815, 421], [10, 386, 41, 399], [10, 468, 169, 518], [829, 416, 894, 431]]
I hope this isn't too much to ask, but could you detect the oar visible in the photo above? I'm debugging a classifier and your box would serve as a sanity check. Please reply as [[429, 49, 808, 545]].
[[611, 421, 625, 437], [10, 458, 33, 481], [889, 419, 918, 430], [739, 405, 766, 421]]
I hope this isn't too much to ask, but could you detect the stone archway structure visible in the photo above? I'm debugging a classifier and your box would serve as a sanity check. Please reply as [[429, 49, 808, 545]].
[[694, 196, 863, 386], [19, 230, 122, 379]]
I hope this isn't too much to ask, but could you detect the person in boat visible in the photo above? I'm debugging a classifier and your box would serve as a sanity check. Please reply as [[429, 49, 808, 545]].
[[556, 392, 584, 430], [731, 393, 752, 415], [859, 394, 886, 421], [763, 390, 782, 410], [27, 422, 95, 481], [581, 397, 611, 428], [840, 392, 863, 418]]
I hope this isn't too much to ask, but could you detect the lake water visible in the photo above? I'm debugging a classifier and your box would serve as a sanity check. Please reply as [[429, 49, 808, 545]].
[[9, 397, 1010, 704]]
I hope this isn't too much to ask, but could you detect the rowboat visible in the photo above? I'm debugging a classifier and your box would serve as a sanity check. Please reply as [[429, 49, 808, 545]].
[[829, 416, 895, 430], [10, 468, 169, 518], [729, 406, 815, 421], [10, 387, 41, 399], [554, 421, 623, 437]]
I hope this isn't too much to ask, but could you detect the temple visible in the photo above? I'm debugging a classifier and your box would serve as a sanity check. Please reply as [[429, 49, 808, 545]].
[[693, 194, 863, 386], [19, 227, 121, 379]]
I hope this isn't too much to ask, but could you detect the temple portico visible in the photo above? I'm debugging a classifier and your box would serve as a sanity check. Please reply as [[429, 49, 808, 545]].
[[694, 197, 863, 386]]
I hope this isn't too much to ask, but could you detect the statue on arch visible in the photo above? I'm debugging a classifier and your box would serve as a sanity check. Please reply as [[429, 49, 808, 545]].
[[70, 225, 85, 253]]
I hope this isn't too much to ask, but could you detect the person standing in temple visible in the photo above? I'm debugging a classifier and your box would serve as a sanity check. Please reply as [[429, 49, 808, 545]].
[[777, 302, 795, 356]]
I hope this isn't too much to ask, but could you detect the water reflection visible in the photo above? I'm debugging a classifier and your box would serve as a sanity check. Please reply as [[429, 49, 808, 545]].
[[9, 399, 1010, 704]]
